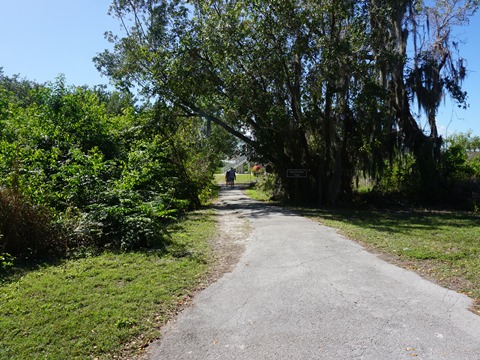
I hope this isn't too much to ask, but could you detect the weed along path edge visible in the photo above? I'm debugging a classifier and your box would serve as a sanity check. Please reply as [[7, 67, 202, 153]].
[[145, 187, 480, 360]]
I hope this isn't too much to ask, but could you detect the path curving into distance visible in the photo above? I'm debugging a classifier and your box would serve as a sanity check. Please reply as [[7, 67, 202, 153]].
[[146, 186, 480, 359]]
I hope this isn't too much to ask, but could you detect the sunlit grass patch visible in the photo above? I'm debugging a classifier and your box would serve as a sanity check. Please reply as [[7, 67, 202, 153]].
[[214, 173, 257, 185], [244, 187, 273, 202], [0, 209, 216, 360]]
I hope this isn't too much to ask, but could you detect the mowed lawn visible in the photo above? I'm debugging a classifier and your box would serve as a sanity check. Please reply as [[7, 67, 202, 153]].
[[214, 173, 258, 185], [0, 210, 216, 360]]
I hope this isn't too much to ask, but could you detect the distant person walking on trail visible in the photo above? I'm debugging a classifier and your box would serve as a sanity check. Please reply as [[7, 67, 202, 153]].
[[225, 169, 231, 187], [225, 167, 236, 188]]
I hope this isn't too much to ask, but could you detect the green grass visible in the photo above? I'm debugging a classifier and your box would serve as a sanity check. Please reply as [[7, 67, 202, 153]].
[[318, 209, 479, 260], [214, 173, 257, 185], [0, 210, 216, 360], [244, 187, 273, 202]]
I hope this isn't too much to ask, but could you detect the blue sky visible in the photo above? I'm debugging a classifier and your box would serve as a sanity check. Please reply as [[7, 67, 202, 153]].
[[0, 1, 479, 136], [434, 9, 480, 137], [0, 0, 116, 86]]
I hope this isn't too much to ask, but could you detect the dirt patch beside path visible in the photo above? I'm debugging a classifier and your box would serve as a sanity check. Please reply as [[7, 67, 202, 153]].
[[130, 187, 251, 359], [206, 194, 251, 283]]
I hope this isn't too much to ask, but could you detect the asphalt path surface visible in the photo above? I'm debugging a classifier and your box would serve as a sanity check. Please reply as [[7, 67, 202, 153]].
[[146, 187, 480, 359]]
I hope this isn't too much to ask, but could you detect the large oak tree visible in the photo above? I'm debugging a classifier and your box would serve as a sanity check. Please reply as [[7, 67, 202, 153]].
[[95, 0, 478, 204]]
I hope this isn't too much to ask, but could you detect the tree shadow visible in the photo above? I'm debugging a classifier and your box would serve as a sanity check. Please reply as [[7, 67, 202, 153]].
[[215, 185, 480, 234], [295, 205, 480, 234], [212, 186, 302, 219]]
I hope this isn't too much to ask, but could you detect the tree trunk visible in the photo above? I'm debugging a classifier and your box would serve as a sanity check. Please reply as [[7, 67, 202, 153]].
[[388, 2, 442, 202]]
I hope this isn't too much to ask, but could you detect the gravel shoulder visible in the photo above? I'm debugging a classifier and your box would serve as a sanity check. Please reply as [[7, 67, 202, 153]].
[[204, 186, 252, 284]]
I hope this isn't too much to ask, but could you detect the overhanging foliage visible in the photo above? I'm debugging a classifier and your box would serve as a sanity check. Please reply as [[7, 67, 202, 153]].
[[95, 0, 479, 205]]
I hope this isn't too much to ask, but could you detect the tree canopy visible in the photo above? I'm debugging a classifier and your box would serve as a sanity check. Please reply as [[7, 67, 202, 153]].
[[94, 0, 478, 205]]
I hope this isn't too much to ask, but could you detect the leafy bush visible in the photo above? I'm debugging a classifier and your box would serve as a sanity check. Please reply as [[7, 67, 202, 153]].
[[253, 173, 280, 200], [80, 189, 185, 251], [0, 250, 14, 273], [373, 152, 421, 198], [442, 144, 476, 181], [0, 76, 226, 262], [440, 139, 480, 210]]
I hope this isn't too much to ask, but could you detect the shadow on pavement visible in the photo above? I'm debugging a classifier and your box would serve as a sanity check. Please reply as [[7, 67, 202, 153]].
[[212, 185, 299, 219]]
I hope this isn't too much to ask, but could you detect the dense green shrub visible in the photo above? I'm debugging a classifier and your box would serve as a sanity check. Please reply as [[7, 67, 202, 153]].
[[81, 189, 182, 251], [0, 76, 227, 262], [372, 152, 421, 199], [441, 137, 480, 210], [0, 249, 14, 273], [253, 172, 280, 200], [371, 135, 480, 208], [442, 144, 475, 181]]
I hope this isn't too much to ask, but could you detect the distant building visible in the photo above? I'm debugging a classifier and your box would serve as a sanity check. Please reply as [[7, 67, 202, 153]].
[[222, 157, 249, 174]]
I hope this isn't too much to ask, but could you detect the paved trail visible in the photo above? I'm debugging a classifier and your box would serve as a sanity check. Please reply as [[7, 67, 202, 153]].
[[146, 187, 480, 359]]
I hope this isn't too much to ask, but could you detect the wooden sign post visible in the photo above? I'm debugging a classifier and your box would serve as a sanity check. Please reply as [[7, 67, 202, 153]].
[[286, 169, 308, 203]]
